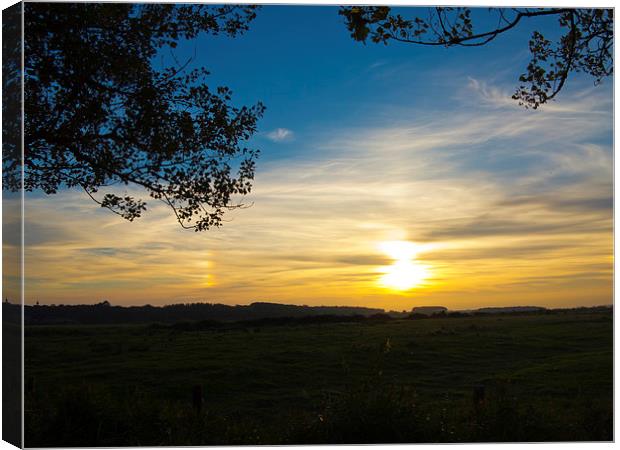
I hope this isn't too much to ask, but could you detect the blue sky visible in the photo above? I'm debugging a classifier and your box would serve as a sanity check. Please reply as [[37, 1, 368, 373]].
[[165, 6, 606, 161], [16, 6, 613, 310]]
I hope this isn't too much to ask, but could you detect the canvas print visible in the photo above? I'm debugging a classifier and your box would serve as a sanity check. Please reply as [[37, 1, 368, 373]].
[[2, 2, 614, 447]]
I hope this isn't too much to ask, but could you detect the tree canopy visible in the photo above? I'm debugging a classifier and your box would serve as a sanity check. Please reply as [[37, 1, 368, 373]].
[[339, 7, 613, 109], [14, 3, 264, 231]]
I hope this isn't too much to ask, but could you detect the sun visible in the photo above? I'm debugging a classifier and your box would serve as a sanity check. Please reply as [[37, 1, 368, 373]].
[[377, 240, 431, 291], [379, 260, 429, 290]]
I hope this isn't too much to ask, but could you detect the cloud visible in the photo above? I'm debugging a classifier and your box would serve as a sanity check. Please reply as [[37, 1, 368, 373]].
[[369, 60, 388, 70], [266, 128, 294, 142], [465, 76, 613, 115], [499, 194, 612, 214], [420, 215, 611, 241], [466, 77, 515, 109]]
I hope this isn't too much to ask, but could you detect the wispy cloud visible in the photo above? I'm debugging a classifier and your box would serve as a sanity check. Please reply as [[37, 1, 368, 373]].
[[368, 60, 388, 70], [466, 77, 515, 109], [266, 127, 294, 142], [465, 76, 613, 115]]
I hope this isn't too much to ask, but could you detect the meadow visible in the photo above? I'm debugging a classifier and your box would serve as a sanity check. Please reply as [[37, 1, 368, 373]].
[[24, 310, 612, 446]]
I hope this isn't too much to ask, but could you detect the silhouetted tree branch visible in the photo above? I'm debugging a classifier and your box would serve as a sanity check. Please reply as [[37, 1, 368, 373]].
[[14, 3, 265, 231], [339, 7, 613, 109]]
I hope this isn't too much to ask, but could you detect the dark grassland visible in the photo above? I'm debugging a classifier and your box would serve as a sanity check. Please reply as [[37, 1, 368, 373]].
[[25, 311, 612, 446]]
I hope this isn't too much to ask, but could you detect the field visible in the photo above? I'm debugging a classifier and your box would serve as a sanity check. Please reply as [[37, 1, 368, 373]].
[[24, 310, 613, 446]]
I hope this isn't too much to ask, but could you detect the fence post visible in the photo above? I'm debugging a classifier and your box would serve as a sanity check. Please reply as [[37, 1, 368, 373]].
[[192, 385, 203, 413], [473, 384, 486, 407]]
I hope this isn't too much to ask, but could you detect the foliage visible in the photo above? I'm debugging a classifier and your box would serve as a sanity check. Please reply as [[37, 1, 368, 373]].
[[2, 4, 22, 191], [299, 372, 434, 443], [339, 7, 613, 109], [17, 3, 264, 230]]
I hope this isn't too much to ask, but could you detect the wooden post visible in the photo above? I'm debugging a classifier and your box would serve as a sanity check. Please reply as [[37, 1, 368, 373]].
[[473, 384, 486, 406], [192, 385, 203, 413]]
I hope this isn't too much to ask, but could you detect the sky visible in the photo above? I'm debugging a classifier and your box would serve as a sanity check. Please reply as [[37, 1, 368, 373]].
[[10, 6, 613, 311]]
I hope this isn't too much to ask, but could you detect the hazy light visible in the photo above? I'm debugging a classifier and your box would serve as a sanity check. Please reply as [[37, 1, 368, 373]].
[[379, 240, 419, 260]]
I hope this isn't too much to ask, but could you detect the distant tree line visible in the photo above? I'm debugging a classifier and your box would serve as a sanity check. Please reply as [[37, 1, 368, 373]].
[[20, 301, 385, 325], [12, 301, 610, 326]]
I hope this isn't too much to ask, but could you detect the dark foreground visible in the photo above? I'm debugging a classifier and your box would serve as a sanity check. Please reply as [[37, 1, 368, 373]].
[[25, 310, 612, 446]]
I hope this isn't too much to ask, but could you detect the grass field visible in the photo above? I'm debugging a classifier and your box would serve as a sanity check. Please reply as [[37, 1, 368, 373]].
[[24, 310, 613, 446]]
